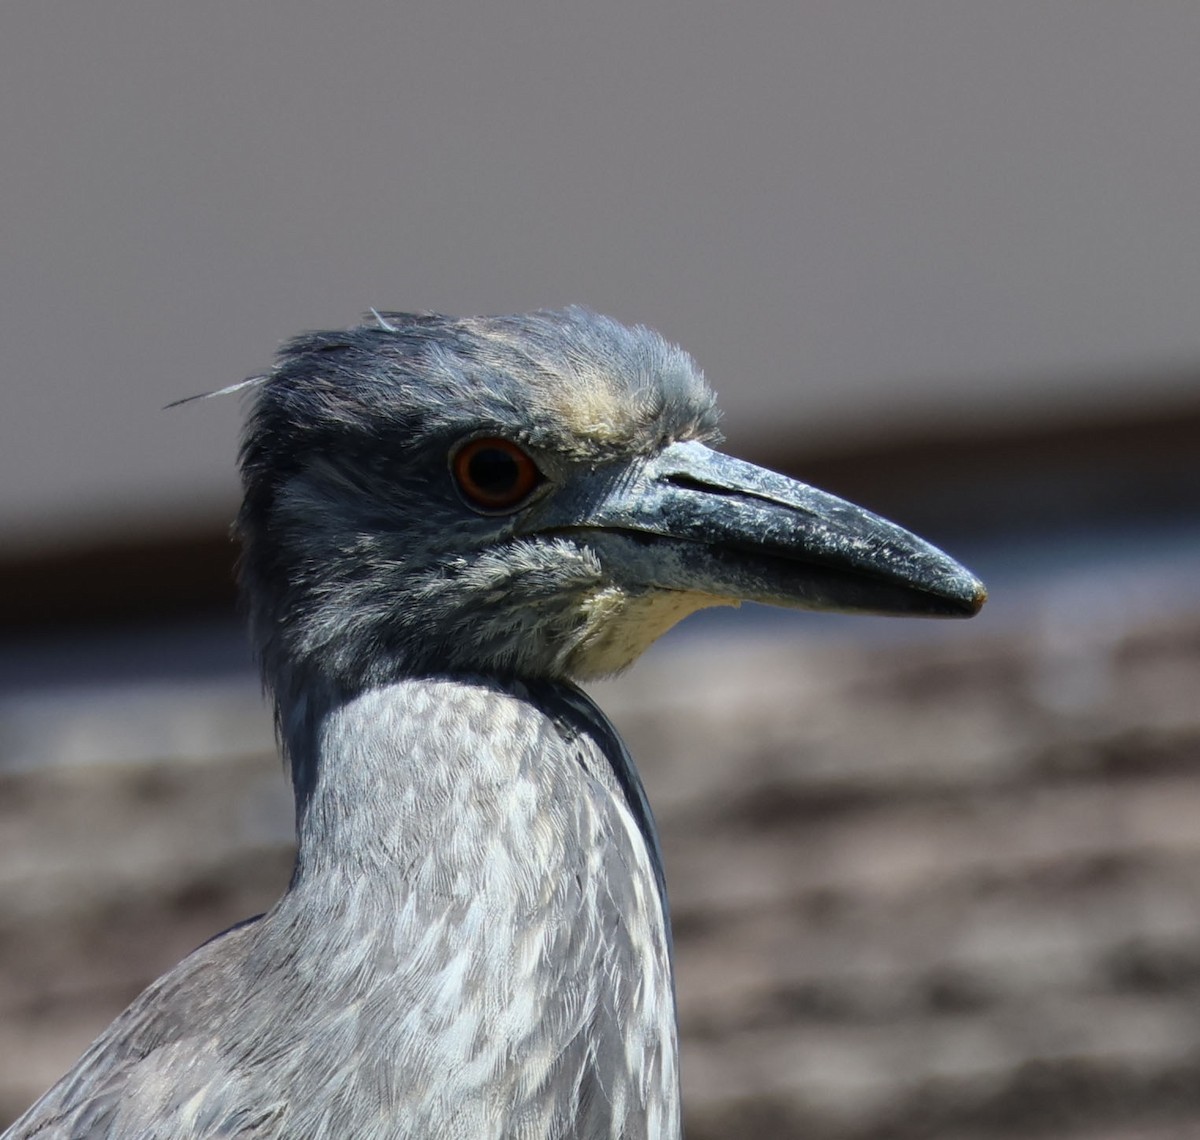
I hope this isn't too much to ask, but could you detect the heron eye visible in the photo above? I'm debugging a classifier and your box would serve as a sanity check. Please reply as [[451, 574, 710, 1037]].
[[452, 438, 542, 512]]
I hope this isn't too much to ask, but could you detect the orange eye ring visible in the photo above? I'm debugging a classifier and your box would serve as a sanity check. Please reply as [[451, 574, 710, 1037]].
[[451, 437, 542, 513]]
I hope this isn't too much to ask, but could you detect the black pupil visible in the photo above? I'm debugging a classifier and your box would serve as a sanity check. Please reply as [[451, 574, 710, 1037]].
[[468, 447, 520, 496]]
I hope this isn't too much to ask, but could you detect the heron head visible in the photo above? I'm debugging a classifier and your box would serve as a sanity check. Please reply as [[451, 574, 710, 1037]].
[[238, 307, 985, 703]]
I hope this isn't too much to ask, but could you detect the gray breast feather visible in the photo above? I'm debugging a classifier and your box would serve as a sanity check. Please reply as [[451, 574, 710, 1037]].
[[4, 679, 679, 1140]]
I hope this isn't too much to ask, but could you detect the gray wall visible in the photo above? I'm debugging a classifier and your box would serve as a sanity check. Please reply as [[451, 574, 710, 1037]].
[[3, 1, 1200, 550]]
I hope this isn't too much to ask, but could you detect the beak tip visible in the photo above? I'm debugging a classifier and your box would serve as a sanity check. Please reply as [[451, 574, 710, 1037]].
[[951, 574, 988, 617]]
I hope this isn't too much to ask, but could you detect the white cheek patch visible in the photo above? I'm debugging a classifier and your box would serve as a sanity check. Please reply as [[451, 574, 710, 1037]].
[[568, 588, 735, 678]]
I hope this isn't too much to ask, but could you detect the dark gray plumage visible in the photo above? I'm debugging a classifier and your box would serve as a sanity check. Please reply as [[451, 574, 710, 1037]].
[[5, 307, 985, 1139]]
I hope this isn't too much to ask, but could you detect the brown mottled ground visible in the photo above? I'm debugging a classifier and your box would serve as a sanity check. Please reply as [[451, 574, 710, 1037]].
[[2, 613, 1199, 1138]]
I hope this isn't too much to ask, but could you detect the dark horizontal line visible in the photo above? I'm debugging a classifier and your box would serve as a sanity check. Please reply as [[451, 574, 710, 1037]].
[[2, 401, 1197, 635]]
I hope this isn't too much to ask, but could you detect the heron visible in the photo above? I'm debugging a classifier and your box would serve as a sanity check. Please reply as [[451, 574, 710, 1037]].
[[6, 307, 985, 1139]]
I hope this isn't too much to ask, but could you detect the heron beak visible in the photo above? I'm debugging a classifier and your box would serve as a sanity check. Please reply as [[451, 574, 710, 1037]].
[[526, 440, 986, 618]]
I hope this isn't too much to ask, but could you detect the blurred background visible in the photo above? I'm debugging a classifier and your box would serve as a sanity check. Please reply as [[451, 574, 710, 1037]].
[[2, 2, 1199, 1136]]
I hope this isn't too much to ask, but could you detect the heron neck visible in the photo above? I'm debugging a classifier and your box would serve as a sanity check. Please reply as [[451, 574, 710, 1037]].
[[279, 675, 659, 886], [267, 673, 681, 1137]]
